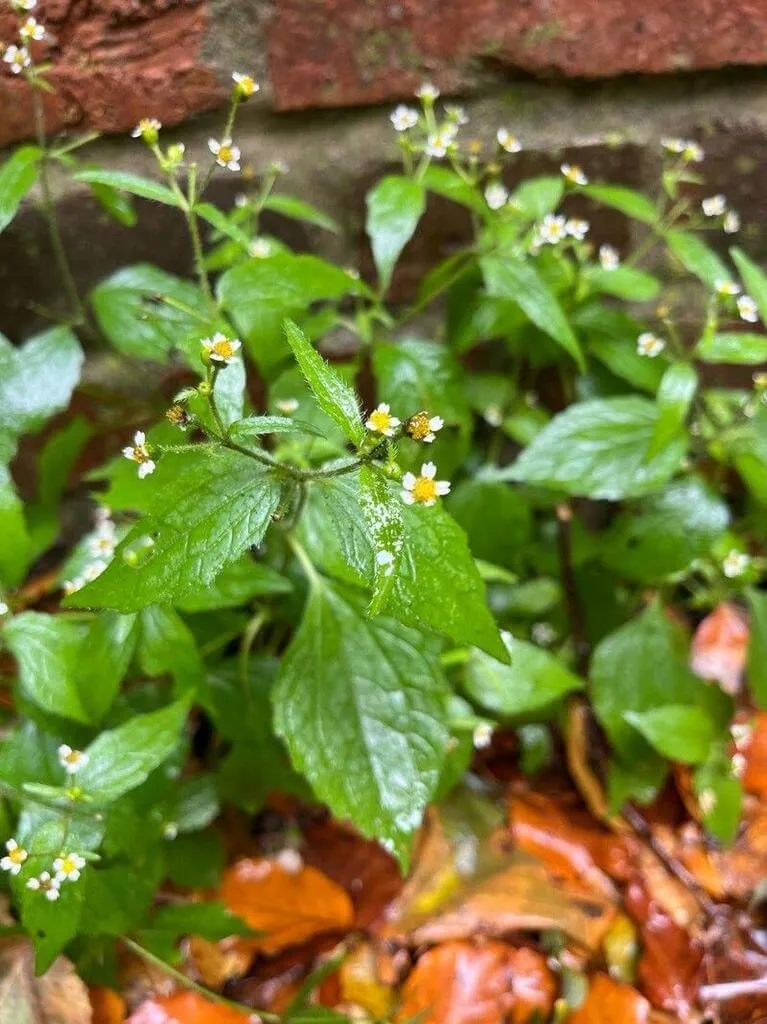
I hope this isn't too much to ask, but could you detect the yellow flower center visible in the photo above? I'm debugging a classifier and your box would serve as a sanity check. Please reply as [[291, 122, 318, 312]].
[[212, 338, 236, 359], [218, 145, 233, 164], [369, 409, 392, 432], [60, 856, 77, 873], [238, 76, 256, 95], [64, 750, 82, 765], [407, 412, 431, 441], [9, 847, 26, 864], [412, 477, 438, 503]]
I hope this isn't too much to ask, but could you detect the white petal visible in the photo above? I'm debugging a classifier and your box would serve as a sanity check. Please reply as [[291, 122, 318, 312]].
[[230, 339, 241, 351], [122, 447, 135, 460], [0, 858, 11, 871], [26, 878, 39, 890], [134, 431, 145, 445], [6, 840, 17, 852], [401, 490, 416, 505], [389, 417, 401, 427], [208, 138, 220, 154], [378, 403, 390, 413], [138, 460, 156, 479], [402, 472, 416, 490], [58, 745, 72, 758], [423, 433, 435, 443], [436, 481, 451, 495], [53, 858, 63, 872], [428, 416, 443, 431], [421, 462, 436, 479]]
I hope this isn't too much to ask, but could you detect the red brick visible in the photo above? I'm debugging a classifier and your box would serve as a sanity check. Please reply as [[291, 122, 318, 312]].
[[0, 0, 224, 147], [268, 0, 767, 111]]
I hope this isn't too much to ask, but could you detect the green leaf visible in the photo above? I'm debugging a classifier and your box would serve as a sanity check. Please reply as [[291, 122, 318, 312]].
[[509, 176, 563, 220], [176, 557, 291, 612], [731, 247, 767, 325], [146, 901, 255, 940], [81, 864, 161, 938], [574, 304, 665, 394], [447, 479, 531, 572], [482, 256, 584, 370], [666, 230, 730, 289], [67, 450, 281, 612], [0, 327, 83, 437], [695, 332, 767, 364], [464, 632, 583, 719], [0, 454, 31, 588], [138, 606, 203, 693], [283, 320, 364, 444], [601, 478, 729, 583], [212, 356, 245, 428], [90, 264, 212, 365], [26, 416, 92, 558], [87, 179, 138, 227], [584, 266, 660, 302], [694, 757, 743, 844], [195, 201, 254, 251], [262, 193, 340, 233], [725, 407, 767, 503], [366, 175, 426, 290], [373, 338, 471, 430], [624, 705, 717, 764], [77, 699, 189, 802], [218, 254, 363, 374], [73, 168, 181, 206], [648, 362, 697, 457], [746, 588, 767, 708], [581, 184, 658, 224], [0, 145, 41, 233], [591, 601, 715, 763], [75, 612, 138, 722], [229, 415, 327, 440], [422, 165, 486, 214], [505, 397, 685, 500], [2, 612, 89, 722], [273, 582, 448, 865], [358, 464, 404, 616]]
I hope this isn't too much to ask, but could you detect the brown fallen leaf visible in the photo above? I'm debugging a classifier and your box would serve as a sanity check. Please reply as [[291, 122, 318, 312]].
[[568, 973, 650, 1023], [184, 936, 253, 990], [90, 986, 126, 1024], [743, 713, 767, 798], [339, 942, 393, 1019], [397, 941, 555, 1024], [0, 941, 91, 1024], [219, 856, 354, 955], [690, 602, 748, 694], [126, 992, 247, 1023]]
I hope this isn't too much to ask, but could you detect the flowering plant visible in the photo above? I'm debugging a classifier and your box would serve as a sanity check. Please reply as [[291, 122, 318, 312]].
[[3, 2, 767, 1012]]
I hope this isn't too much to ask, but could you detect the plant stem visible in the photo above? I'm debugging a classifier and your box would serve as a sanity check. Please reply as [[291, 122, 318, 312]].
[[122, 937, 277, 1021], [555, 503, 588, 673], [185, 168, 214, 304], [31, 87, 85, 326], [288, 535, 322, 590]]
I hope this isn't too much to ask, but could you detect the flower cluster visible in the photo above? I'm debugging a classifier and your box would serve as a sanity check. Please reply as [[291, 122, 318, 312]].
[[2, 833, 86, 902], [661, 137, 704, 163], [531, 214, 589, 250], [63, 509, 117, 594], [700, 193, 740, 234]]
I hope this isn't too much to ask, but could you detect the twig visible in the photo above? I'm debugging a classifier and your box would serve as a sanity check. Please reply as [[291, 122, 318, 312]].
[[555, 503, 588, 673], [700, 976, 767, 1003]]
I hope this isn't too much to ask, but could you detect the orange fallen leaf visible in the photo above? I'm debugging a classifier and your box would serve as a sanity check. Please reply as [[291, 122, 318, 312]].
[[743, 713, 767, 798], [339, 941, 393, 1019], [568, 973, 650, 1023], [397, 941, 555, 1024], [220, 857, 354, 955], [185, 936, 253, 989], [126, 992, 247, 1023], [690, 602, 748, 694], [90, 986, 127, 1023]]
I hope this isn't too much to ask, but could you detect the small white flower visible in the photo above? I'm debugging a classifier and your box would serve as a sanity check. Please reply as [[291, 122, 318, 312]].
[[401, 462, 451, 507], [390, 104, 418, 132], [445, 104, 468, 125], [11, 0, 37, 10], [57, 745, 88, 774], [53, 852, 85, 883], [365, 403, 401, 437], [276, 398, 299, 415], [83, 559, 108, 581], [561, 162, 588, 186], [599, 244, 620, 270], [0, 601, 8, 616], [162, 822, 178, 841], [425, 129, 454, 159], [201, 332, 241, 364], [738, 295, 759, 323], [232, 71, 259, 98], [731, 721, 753, 748], [637, 332, 666, 358], [496, 127, 521, 154], [701, 194, 727, 217], [249, 238, 272, 258], [62, 577, 84, 596], [27, 872, 60, 901], [276, 848, 303, 874], [566, 217, 589, 240], [130, 117, 161, 141], [234, 193, 249, 208], [723, 210, 741, 234], [484, 182, 509, 210], [532, 622, 556, 646], [416, 82, 439, 102], [723, 549, 749, 578], [472, 723, 493, 749], [208, 137, 241, 172], [716, 279, 741, 297], [122, 430, 155, 479], [683, 140, 705, 162], [661, 136, 685, 154], [3, 44, 31, 73], [483, 404, 503, 427], [536, 214, 567, 245], [88, 531, 116, 560], [1, 839, 28, 875], [18, 17, 44, 42], [698, 788, 717, 815], [731, 752, 747, 779], [405, 411, 444, 443]]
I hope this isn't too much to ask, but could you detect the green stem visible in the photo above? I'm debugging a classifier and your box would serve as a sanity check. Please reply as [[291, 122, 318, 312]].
[[122, 937, 278, 1021], [288, 535, 322, 590], [239, 608, 269, 700]]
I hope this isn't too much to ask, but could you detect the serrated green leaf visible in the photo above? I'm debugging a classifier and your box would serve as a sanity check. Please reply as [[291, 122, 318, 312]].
[[581, 184, 658, 224], [73, 168, 181, 206], [284, 320, 364, 444], [358, 464, 404, 615], [666, 230, 730, 289], [574, 304, 665, 394], [76, 699, 189, 802], [2, 612, 89, 722], [0, 145, 41, 233], [481, 256, 584, 370], [0, 327, 83, 437], [447, 479, 531, 572], [195, 201, 254, 250], [584, 265, 660, 301], [464, 632, 582, 719], [67, 450, 281, 612], [137, 606, 203, 693], [504, 397, 684, 500], [366, 175, 426, 290], [694, 757, 742, 845], [262, 193, 340, 233], [25, 416, 92, 559], [230, 415, 327, 440], [373, 338, 471, 431], [731, 247, 767, 326], [0, 452, 31, 589], [176, 556, 291, 612], [695, 332, 767, 364], [146, 901, 255, 940], [88, 178, 138, 226], [75, 612, 138, 722], [273, 581, 448, 865], [624, 705, 717, 764], [648, 362, 697, 457]]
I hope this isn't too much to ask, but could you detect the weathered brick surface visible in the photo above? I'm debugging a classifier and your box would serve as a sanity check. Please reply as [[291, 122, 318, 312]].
[[268, 0, 767, 111], [0, 0, 224, 148]]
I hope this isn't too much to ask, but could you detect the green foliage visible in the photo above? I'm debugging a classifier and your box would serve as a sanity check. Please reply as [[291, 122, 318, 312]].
[[0, 145, 41, 233]]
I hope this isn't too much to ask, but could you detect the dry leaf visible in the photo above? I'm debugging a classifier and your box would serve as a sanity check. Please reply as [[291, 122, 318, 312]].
[[184, 937, 253, 990], [568, 973, 650, 1023], [397, 941, 554, 1024], [89, 987, 126, 1024], [220, 857, 354, 954], [0, 941, 91, 1024], [743, 713, 767, 798], [690, 602, 748, 694], [339, 942, 393, 1019], [636, 843, 703, 931], [126, 992, 247, 1023]]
